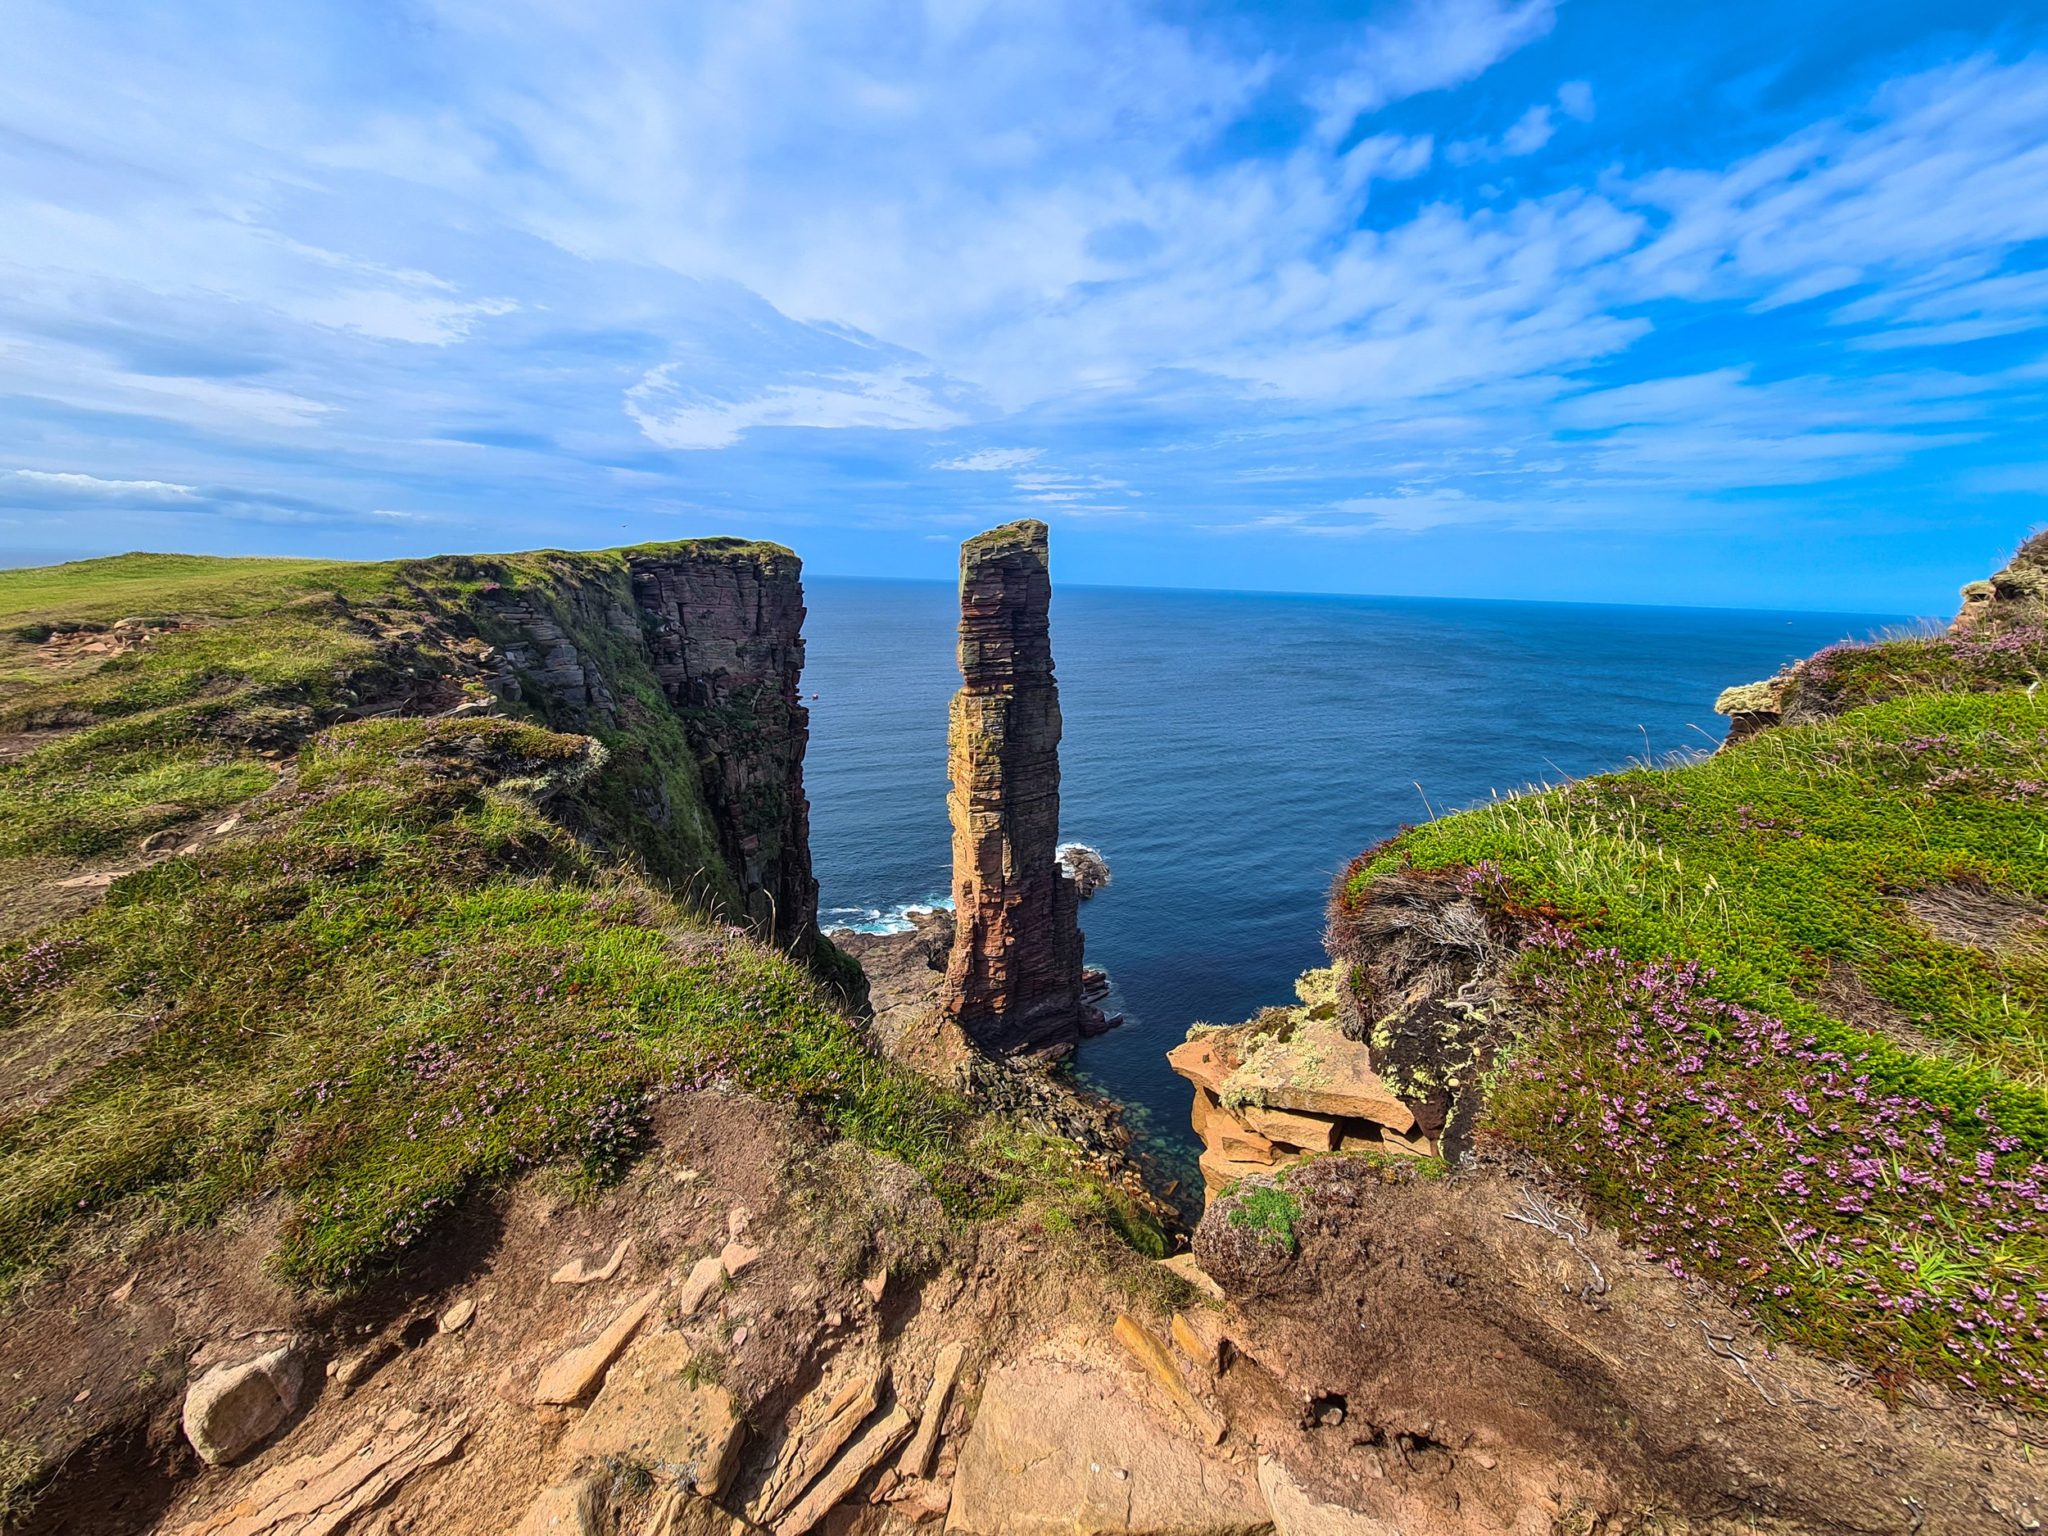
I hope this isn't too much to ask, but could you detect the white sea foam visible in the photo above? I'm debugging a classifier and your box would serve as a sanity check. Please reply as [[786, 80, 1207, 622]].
[[821, 893, 954, 935]]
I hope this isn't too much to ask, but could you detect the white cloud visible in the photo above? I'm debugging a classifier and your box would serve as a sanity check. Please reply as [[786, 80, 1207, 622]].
[[0, 0, 2044, 552], [933, 448, 1044, 472], [4, 469, 196, 499], [1310, 0, 1556, 142], [624, 363, 967, 450], [1449, 100, 1557, 164], [1502, 105, 1556, 156]]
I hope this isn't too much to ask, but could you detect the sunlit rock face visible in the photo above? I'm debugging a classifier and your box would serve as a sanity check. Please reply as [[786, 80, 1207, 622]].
[[940, 520, 1087, 1053]]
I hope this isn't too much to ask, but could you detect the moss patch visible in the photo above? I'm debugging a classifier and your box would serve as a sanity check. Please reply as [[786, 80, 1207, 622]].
[[1226, 1184, 1301, 1252]]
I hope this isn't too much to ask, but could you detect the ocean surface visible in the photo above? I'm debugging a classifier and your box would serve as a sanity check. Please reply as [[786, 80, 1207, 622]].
[[802, 577, 1908, 1177]]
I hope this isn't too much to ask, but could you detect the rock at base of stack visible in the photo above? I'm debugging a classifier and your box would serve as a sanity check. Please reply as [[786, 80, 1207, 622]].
[[940, 521, 1098, 1054], [1169, 1008, 1438, 1203]]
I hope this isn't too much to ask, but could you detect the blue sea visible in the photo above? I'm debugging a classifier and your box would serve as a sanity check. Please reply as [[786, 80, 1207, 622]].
[[802, 578, 1908, 1175]]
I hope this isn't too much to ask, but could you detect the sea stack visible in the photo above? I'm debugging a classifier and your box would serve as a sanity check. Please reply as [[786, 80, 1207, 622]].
[[940, 520, 1089, 1053]]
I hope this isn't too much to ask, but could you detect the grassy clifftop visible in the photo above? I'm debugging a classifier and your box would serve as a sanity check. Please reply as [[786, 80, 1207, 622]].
[[0, 549, 1152, 1310], [1338, 537, 2048, 1411]]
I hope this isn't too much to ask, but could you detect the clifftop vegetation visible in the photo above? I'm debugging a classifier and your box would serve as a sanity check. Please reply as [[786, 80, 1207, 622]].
[[1339, 536, 2048, 1410], [0, 550, 1152, 1311]]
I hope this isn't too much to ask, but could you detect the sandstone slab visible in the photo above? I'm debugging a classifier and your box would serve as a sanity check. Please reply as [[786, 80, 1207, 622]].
[[752, 1368, 882, 1525], [1113, 1314, 1224, 1446], [898, 1340, 966, 1477], [773, 1403, 913, 1536], [533, 1285, 662, 1405], [174, 1409, 465, 1536], [512, 1471, 606, 1536], [946, 1352, 1266, 1536], [1238, 1104, 1341, 1153], [1192, 1091, 1278, 1164], [551, 1237, 630, 1286], [1216, 1015, 1414, 1131], [1154, 1254, 1225, 1302], [564, 1332, 744, 1495], [1257, 1457, 1401, 1536]]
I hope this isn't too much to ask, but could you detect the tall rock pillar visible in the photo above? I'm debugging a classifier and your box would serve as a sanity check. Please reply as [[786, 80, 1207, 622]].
[[941, 521, 1087, 1053]]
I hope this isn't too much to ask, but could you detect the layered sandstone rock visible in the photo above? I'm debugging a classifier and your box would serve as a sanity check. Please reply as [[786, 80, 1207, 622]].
[[940, 521, 1091, 1052], [473, 540, 817, 949], [630, 543, 817, 948], [1170, 972, 1436, 1203]]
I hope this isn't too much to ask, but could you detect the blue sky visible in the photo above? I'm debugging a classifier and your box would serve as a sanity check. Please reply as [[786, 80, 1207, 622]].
[[4, 0, 2048, 611]]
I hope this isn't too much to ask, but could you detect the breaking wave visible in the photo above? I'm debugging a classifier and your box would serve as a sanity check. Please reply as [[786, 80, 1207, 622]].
[[820, 893, 954, 935]]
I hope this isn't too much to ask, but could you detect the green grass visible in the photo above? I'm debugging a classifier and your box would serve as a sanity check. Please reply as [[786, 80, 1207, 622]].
[[1225, 1183, 1301, 1252], [0, 716, 955, 1290], [1340, 623, 2048, 1409], [0, 553, 359, 635], [0, 547, 1154, 1300], [1350, 689, 2048, 1104]]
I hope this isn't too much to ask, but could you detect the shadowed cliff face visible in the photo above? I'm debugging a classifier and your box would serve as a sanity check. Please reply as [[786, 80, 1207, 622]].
[[630, 549, 816, 950], [941, 520, 1086, 1052], [449, 540, 818, 949]]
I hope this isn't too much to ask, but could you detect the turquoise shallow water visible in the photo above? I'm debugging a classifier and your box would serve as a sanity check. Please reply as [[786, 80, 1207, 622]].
[[801, 577, 1907, 1175]]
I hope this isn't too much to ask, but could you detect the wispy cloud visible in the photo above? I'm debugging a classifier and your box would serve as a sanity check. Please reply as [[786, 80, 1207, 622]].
[[0, 0, 2044, 602], [626, 364, 967, 451], [933, 449, 1043, 472], [2, 470, 196, 501]]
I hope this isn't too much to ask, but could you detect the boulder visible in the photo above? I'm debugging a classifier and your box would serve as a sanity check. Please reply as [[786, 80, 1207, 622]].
[[946, 1351, 1266, 1536], [181, 1343, 307, 1466]]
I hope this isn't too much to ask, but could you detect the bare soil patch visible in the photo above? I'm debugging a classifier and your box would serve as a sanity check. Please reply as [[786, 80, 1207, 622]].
[[1194, 1159, 2044, 1536]]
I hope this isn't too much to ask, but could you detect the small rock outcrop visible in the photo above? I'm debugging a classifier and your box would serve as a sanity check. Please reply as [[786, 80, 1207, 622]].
[[181, 1343, 307, 1466], [1953, 529, 2048, 633], [1170, 1015, 1435, 1202], [940, 522, 1093, 1053], [1715, 532, 2048, 748], [1056, 842, 1112, 900]]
